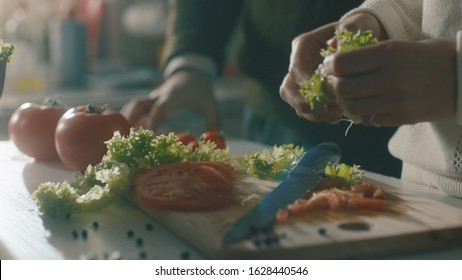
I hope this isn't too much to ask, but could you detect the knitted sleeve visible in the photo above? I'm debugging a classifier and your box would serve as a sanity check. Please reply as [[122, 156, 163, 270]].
[[161, 0, 244, 74], [341, 0, 423, 40]]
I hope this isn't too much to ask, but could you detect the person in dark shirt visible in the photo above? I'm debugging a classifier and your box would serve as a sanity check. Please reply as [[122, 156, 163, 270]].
[[121, 0, 402, 177]]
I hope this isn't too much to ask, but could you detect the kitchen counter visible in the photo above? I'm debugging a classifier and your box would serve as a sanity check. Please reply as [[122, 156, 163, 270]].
[[1, 139, 462, 260]]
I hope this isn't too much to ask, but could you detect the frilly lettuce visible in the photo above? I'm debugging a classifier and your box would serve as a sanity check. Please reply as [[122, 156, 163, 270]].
[[32, 163, 130, 218], [299, 29, 378, 124], [32, 181, 79, 218], [103, 128, 230, 168], [325, 162, 364, 186], [32, 127, 311, 217], [104, 129, 192, 168], [232, 144, 305, 180]]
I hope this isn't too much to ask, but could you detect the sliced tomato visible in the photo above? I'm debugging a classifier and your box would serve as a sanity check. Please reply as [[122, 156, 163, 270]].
[[187, 161, 234, 180], [200, 161, 234, 174], [134, 161, 233, 210], [196, 164, 232, 184]]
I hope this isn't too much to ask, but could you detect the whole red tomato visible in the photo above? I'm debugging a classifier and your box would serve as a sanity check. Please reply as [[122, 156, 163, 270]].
[[201, 130, 226, 149], [8, 101, 67, 161], [55, 104, 131, 171]]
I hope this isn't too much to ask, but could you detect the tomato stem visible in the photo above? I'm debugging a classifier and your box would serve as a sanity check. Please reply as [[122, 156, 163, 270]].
[[86, 104, 107, 114], [42, 97, 66, 108]]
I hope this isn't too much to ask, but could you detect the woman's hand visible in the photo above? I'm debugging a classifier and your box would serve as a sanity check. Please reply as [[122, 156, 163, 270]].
[[280, 22, 342, 123], [121, 71, 220, 131], [279, 13, 388, 123], [324, 38, 457, 126]]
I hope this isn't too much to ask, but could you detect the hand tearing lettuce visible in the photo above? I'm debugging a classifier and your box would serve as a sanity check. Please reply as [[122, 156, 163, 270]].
[[299, 29, 378, 124]]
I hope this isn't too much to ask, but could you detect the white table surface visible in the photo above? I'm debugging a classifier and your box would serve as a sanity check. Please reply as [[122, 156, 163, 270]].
[[1, 139, 462, 260]]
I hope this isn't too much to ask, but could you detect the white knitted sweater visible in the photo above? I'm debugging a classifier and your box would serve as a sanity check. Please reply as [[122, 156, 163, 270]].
[[344, 0, 462, 198]]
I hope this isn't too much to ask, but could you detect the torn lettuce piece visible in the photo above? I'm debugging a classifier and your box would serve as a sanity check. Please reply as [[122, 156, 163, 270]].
[[32, 163, 131, 218], [189, 140, 230, 162], [32, 181, 79, 218], [103, 128, 230, 169], [325, 162, 364, 186], [232, 144, 305, 180], [103, 129, 186, 168]]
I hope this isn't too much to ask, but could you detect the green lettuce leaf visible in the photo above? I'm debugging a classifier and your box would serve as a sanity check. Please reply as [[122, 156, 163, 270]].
[[32, 163, 131, 218], [232, 144, 305, 180], [0, 40, 14, 62], [325, 162, 364, 186]]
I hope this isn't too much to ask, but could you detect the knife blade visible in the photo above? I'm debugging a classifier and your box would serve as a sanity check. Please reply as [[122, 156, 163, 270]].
[[222, 142, 341, 246]]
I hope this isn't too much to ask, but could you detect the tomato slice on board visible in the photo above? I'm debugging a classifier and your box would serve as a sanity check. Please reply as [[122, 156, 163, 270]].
[[199, 161, 234, 175], [178, 161, 234, 181], [134, 162, 233, 210]]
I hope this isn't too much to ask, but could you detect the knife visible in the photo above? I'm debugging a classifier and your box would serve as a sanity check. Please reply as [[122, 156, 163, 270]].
[[222, 142, 341, 246]]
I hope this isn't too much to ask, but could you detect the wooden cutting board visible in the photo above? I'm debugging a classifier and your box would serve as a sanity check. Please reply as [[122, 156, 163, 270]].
[[124, 175, 462, 259]]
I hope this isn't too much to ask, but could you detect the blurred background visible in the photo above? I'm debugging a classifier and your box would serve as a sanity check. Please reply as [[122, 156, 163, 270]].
[[0, 0, 244, 139]]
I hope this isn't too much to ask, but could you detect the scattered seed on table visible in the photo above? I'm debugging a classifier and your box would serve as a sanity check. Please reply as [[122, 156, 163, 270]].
[[81, 229, 88, 240], [180, 251, 190, 260], [145, 223, 153, 231], [71, 230, 79, 239], [127, 230, 135, 238], [92, 221, 99, 230], [264, 236, 279, 246], [136, 238, 144, 247], [139, 251, 147, 259], [318, 227, 327, 236]]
